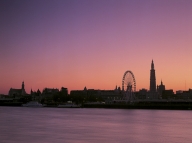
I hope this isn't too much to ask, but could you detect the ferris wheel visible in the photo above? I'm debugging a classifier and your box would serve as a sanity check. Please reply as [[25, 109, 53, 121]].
[[122, 70, 136, 92]]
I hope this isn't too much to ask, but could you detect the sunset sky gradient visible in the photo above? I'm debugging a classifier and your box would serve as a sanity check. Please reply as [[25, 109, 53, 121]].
[[1, 0, 192, 94]]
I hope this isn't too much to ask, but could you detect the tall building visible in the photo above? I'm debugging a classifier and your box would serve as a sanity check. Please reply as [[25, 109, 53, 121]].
[[146, 60, 159, 99], [150, 60, 156, 92]]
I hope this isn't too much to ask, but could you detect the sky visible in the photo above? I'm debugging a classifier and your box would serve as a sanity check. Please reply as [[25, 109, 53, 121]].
[[0, 0, 192, 94]]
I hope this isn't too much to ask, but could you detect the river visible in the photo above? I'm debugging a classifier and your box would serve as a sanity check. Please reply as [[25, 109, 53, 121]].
[[0, 107, 192, 143]]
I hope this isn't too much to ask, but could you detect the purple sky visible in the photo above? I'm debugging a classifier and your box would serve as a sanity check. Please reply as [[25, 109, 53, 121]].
[[0, 0, 192, 94]]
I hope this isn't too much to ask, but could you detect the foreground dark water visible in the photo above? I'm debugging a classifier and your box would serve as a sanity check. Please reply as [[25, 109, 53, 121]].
[[1, 107, 192, 143]]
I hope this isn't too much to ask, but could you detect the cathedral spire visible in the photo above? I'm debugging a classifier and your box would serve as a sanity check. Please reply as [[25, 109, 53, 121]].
[[22, 81, 25, 90], [151, 59, 154, 69], [150, 60, 156, 92], [21, 81, 26, 95]]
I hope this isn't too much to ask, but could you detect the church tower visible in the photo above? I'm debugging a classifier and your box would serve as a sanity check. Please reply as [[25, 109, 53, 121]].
[[22, 81, 25, 90], [21, 81, 26, 95], [150, 60, 156, 92], [157, 80, 165, 96]]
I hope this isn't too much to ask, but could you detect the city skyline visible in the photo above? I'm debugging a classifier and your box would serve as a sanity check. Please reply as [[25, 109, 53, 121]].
[[1, 0, 192, 94]]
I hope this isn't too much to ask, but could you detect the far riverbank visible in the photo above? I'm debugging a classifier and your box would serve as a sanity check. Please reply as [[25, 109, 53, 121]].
[[1, 101, 192, 110]]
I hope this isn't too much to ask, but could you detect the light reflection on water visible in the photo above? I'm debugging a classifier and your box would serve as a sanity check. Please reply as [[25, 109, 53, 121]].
[[1, 107, 192, 143]]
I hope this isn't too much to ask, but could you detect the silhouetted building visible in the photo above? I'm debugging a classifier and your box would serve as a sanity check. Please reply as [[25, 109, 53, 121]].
[[175, 89, 192, 100], [150, 60, 156, 92], [157, 80, 165, 97], [176, 90, 183, 94], [8, 81, 26, 96], [70, 90, 86, 96], [30, 89, 41, 99], [147, 60, 159, 99], [162, 90, 174, 99], [137, 88, 148, 99], [60, 87, 68, 95], [114, 85, 121, 94], [42, 88, 59, 95], [70, 86, 122, 103]]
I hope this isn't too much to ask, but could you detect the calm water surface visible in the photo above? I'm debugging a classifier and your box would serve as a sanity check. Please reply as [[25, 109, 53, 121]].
[[1, 107, 192, 143]]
